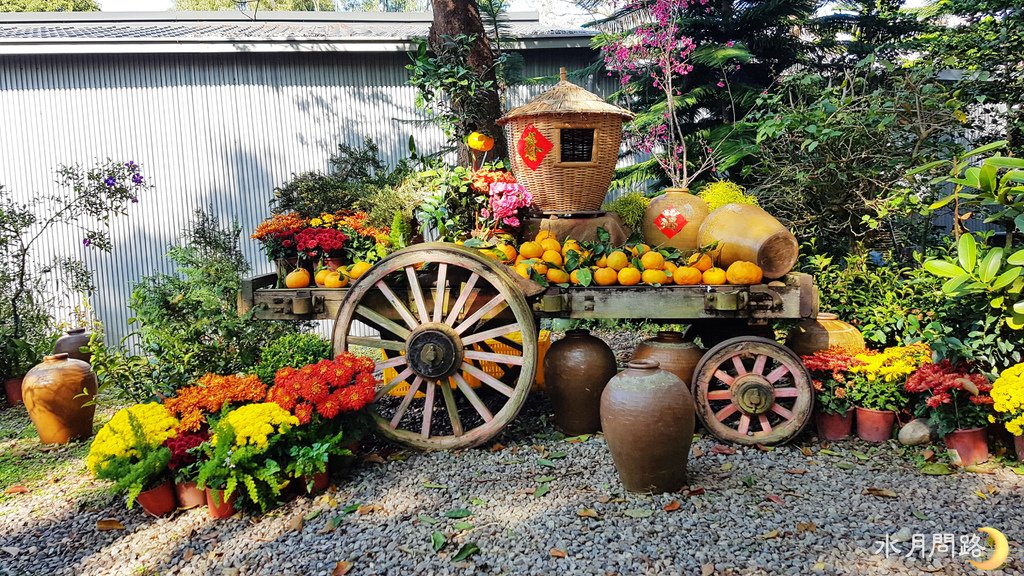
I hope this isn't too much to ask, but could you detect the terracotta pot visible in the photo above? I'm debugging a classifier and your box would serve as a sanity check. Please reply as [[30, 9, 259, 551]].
[[600, 359, 695, 493], [854, 407, 896, 443], [175, 481, 207, 509], [303, 470, 330, 494], [324, 257, 344, 271], [632, 331, 704, 387], [136, 479, 177, 518], [543, 329, 617, 435], [22, 354, 97, 444], [697, 204, 799, 279], [53, 328, 93, 364], [206, 488, 237, 519], [815, 409, 854, 441], [944, 427, 989, 467], [786, 313, 865, 357], [642, 188, 709, 252], [4, 377, 24, 406], [1015, 434, 1024, 462]]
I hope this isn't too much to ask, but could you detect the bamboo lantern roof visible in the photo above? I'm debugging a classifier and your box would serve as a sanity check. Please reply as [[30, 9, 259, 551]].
[[497, 68, 634, 125]]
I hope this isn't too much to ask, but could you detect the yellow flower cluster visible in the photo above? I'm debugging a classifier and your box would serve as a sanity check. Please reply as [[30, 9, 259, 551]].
[[697, 180, 759, 211], [849, 343, 931, 383], [310, 213, 338, 229], [87, 403, 179, 474], [991, 363, 1024, 435], [215, 402, 298, 449]]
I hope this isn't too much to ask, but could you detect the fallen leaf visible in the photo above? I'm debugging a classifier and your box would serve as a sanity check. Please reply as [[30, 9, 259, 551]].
[[578, 508, 599, 518], [766, 494, 785, 505], [565, 434, 591, 443], [332, 560, 353, 575], [758, 529, 782, 540], [452, 521, 473, 531], [819, 449, 841, 456], [623, 508, 653, 518], [537, 476, 555, 483], [691, 446, 705, 458], [663, 500, 681, 512], [304, 510, 321, 522], [986, 484, 999, 495], [712, 444, 736, 455], [701, 563, 715, 576], [800, 446, 814, 457], [596, 495, 612, 504], [182, 549, 194, 561], [319, 516, 344, 533], [431, 531, 446, 552], [742, 475, 756, 488], [720, 462, 734, 472], [1, 546, 19, 557], [363, 453, 386, 464], [423, 482, 448, 489], [4, 485, 28, 495], [534, 484, 550, 497], [418, 514, 438, 525], [919, 462, 953, 475], [549, 548, 567, 558], [470, 497, 486, 506], [489, 442, 505, 452], [921, 449, 936, 462], [756, 444, 774, 452], [912, 510, 929, 520], [287, 513, 304, 532], [537, 459, 556, 468], [965, 463, 999, 474], [684, 487, 705, 497], [835, 462, 855, 470], [863, 487, 898, 498], [785, 469, 808, 475], [357, 504, 382, 515], [813, 562, 826, 570], [388, 453, 409, 462], [445, 508, 472, 519], [852, 451, 871, 461], [549, 451, 567, 459], [95, 519, 124, 531], [974, 490, 988, 500], [452, 543, 480, 562], [797, 522, 817, 533]]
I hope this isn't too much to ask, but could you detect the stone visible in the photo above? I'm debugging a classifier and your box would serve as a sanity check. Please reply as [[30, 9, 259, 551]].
[[897, 418, 935, 446]]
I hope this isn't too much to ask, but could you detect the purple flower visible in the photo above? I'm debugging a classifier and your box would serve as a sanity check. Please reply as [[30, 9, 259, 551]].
[[82, 237, 91, 247], [131, 196, 139, 203], [125, 161, 138, 170], [103, 176, 117, 187], [132, 173, 144, 185]]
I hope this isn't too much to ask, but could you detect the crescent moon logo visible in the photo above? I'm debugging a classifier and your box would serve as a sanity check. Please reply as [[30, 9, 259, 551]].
[[970, 527, 1010, 571]]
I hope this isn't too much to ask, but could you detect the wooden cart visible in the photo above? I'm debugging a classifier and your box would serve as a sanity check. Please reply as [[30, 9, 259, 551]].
[[241, 243, 819, 451]]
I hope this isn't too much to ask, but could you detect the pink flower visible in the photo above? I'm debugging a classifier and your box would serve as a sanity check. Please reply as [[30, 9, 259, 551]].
[[717, 81, 725, 88], [726, 41, 734, 47]]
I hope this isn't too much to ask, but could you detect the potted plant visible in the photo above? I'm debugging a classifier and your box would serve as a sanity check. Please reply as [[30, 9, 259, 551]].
[[905, 360, 993, 466], [847, 344, 931, 443], [285, 431, 349, 494], [164, 430, 209, 509], [801, 347, 861, 441], [990, 362, 1024, 461], [163, 373, 268, 433], [87, 403, 180, 517], [197, 402, 298, 518]]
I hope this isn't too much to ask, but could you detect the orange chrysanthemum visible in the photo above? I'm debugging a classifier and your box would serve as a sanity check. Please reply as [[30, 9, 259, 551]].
[[164, 373, 268, 432]]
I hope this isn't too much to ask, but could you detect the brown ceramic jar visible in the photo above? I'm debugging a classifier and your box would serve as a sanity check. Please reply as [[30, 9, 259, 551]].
[[632, 331, 704, 386], [642, 188, 709, 252], [543, 329, 616, 435], [22, 353, 98, 444], [53, 328, 93, 364], [785, 313, 865, 357], [600, 359, 695, 493]]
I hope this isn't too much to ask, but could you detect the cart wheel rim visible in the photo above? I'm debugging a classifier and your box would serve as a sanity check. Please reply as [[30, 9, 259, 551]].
[[332, 243, 537, 451], [691, 336, 813, 446]]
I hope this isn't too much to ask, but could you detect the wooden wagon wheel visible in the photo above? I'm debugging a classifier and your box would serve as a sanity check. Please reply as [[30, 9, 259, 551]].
[[332, 243, 538, 451], [691, 336, 813, 446]]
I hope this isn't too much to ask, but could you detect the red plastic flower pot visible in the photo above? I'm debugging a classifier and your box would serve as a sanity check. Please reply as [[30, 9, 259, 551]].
[[4, 377, 23, 406], [136, 479, 177, 518], [303, 471, 330, 494], [174, 481, 206, 509], [815, 409, 854, 441], [206, 488, 237, 519], [854, 407, 896, 443], [944, 427, 989, 467]]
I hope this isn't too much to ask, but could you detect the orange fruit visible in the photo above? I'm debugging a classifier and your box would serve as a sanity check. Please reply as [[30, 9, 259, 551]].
[[514, 255, 526, 265], [285, 268, 311, 288], [630, 243, 651, 257], [596, 255, 608, 268], [726, 261, 764, 285], [348, 261, 372, 279], [673, 266, 702, 285], [594, 267, 618, 286], [540, 238, 562, 253], [324, 271, 349, 288], [546, 268, 570, 284], [519, 241, 543, 259], [640, 251, 665, 271], [641, 269, 669, 285], [702, 267, 727, 285], [562, 240, 582, 256], [542, 250, 563, 267], [514, 263, 531, 279], [314, 268, 331, 287], [497, 244, 517, 263], [532, 261, 549, 275], [664, 261, 678, 276], [569, 269, 582, 285], [688, 253, 713, 272], [618, 267, 641, 286], [606, 250, 629, 271], [535, 230, 556, 243]]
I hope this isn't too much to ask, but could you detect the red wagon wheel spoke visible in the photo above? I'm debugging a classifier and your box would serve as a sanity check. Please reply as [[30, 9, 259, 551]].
[[439, 378, 464, 436], [692, 336, 813, 446]]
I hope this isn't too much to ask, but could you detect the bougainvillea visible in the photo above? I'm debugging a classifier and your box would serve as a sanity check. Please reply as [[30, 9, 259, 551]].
[[266, 353, 377, 425], [164, 373, 268, 432]]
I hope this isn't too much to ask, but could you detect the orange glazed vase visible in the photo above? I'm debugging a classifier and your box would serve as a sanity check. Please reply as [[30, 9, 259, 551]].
[[22, 354, 97, 444], [786, 313, 865, 357]]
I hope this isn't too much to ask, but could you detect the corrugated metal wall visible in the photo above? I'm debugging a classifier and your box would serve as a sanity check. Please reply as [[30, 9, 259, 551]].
[[0, 48, 609, 345]]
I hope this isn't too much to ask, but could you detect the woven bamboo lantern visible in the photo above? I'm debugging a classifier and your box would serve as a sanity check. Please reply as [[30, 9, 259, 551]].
[[497, 68, 634, 213]]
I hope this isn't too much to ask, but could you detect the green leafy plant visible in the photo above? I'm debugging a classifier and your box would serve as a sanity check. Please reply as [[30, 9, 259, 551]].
[[85, 330, 159, 402], [413, 166, 478, 241], [87, 403, 178, 508], [254, 333, 333, 385], [285, 430, 349, 492], [602, 193, 650, 233]]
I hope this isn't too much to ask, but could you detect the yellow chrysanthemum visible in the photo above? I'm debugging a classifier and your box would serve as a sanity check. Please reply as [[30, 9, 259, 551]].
[[991, 363, 1024, 435], [214, 402, 298, 449], [87, 403, 178, 474]]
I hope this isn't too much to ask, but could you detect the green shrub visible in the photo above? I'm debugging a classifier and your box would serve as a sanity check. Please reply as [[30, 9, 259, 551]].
[[254, 332, 333, 385], [602, 192, 650, 233]]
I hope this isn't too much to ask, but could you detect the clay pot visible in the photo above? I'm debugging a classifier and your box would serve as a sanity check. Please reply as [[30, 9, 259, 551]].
[[324, 257, 344, 271], [53, 328, 93, 364], [632, 331, 704, 387], [543, 329, 616, 435], [4, 377, 24, 406], [1015, 435, 1024, 462], [175, 481, 207, 509], [854, 407, 896, 443], [815, 409, 854, 441], [944, 427, 989, 467], [206, 488, 238, 519], [136, 479, 177, 518], [303, 470, 330, 494], [786, 313, 865, 357], [600, 359, 695, 493], [697, 204, 798, 279], [642, 188, 709, 252], [22, 354, 97, 444]]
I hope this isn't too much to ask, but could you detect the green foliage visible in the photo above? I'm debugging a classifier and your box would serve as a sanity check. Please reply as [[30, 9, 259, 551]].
[[174, 0, 335, 9], [359, 174, 424, 230], [86, 330, 159, 403], [197, 418, 288, 512], [130, 209, 298, 393], [0, 0, 97, 10], [602, 193, 650, 232], [847, 376, 908, 412], [284, 428, 348, 492], [254, 333, 332, 385], [412, 166, 478, 242]]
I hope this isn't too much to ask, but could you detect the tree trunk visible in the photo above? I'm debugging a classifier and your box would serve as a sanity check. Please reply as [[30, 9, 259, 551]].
[[429, 0, 508, 164]]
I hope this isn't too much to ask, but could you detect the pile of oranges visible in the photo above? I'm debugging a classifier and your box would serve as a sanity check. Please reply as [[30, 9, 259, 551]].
[[489, 231, 763, 288], [284, 260, 374, 289]]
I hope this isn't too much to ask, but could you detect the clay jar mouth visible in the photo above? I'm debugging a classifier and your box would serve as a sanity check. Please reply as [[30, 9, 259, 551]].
[[44, 353, 70, 363], [565, 329, 591, 337], [815, 313, 838, 321], [655, 331, 685, 341], [626, 359, 660, 371], [66, 328, 87, 335]]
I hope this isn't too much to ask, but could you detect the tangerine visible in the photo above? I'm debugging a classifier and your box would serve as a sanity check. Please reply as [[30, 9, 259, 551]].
[[532, 261, 549, 275], [640, 251, 666, 271], [348, 261, 372, 279], [664, 261, 678, 276], [314, 268, 331, 287], [596, 255, 608, 268], [673, 266, 702, 285], [496, 244, 517, 263], [606, 250, 630, 271], [641, 269, 669, 285], [688, 253, 714, 272], [519, 241, 544, 259], [542, 250, 563, 267], [285, 268, 311, 288], [618, 267, 642, 286], [546, 268, 570, 284], [324, 271, 349, 288], [540, 238, 562, 253], [702, 267, 727, 285], [535, 230, 556, 243], [594, 267, 618, 286], [726, 261, 764, 285], [514, 263, 531, 279]]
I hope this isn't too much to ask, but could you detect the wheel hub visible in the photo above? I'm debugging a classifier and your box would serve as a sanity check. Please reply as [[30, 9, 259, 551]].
[[406, 323, 464, 379], [732, 375, 775, 415]]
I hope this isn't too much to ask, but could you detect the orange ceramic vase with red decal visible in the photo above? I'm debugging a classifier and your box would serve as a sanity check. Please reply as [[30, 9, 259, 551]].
[[642, 188, 709, 251]]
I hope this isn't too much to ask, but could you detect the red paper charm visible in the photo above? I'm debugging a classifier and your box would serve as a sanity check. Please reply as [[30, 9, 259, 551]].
[[517, 124, 553, 171], [654, 208, 688, 239]]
